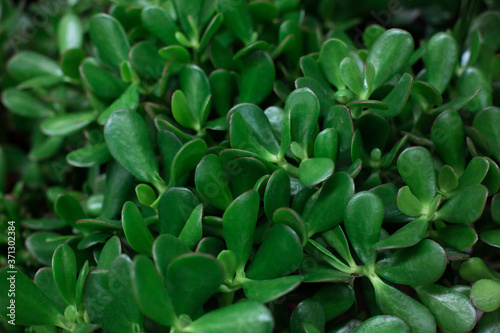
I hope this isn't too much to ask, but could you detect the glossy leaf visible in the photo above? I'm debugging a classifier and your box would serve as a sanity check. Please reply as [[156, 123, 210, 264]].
[[435, 224, 478, 251], [319, 38, 349, 89], [459, 257, 498, 282], [195, 154, 233, 210], [345, 192, 384, 265], [424, 32, 458, 93], [57, 12, 83, 53], [246, 224, 302, 280], [2, 89, 54, 118], [371, 276, 436, 333], [222, 191, 260, 271], [80, 58, 128, 99], [367, 29, 414, 89], [41, 112, 95, 137], [218, 0, 254, 44], [52, 244, 77, 306], [0, 267, 65, 327], [238, 51, 275, 105], [473, 107, 500, 163], [397, 147, 436, 206], [153, 234, 191, 281], [471, 279, 500, 312], [481, 230, 500, 248], [354, 316, 409, 333], [84, 256, 141, 333], [167, 253, 224, 316], [141, 6, 178, 45], [178, 204, 203, 250], [98, 83, 140, 125], [105, 109, 164, 189], [431, 110, 465, 173], [158, 187, 199, 236], [372, 216, 428, 250], [97, 236, 121, 270], [8, 51, 62, 81], [304, 172, 355, 236], [458, 67, 492, 114], [312, 284, 355, 321], [89, 14, 130, 68], [122, 201, 154, 256], [435, 184, 488, 223], [375, 239, 446, 285], [340, 57, 365, 96], [187, 301, 273, 333], [264, 169, 290, 220], [170, 139, 208, 186], [132, 255, 176, 327], [67, 143, 111, 168], [290, 299, 325, 333], [397, 186, 424, 217], [415, 284, 476, 333], [370, 73, 413, 118], [243, 275, 303, 303]]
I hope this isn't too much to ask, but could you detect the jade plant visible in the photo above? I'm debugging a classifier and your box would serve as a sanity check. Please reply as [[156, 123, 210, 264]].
[[1, 0, 500, 332]]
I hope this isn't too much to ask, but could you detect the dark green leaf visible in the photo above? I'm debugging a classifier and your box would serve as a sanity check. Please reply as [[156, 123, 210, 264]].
[[246, 224, 302, 280], [397, 147, 436, 206], [243, 276, 303, 303], [264, 169, 290, 220], [178, 204, 203, 250], [319, 38, 349, 89], [354, 316, 409, 333], [375, 239, 446, 285], [67, 143, 111, 168], [473, 107, 500, 163], [80, 58, 128, 99], [141, 6, 178, 45], [372, 216, 428, 250], [290, 299, 325, 333], [122, 201, 154, 256], [238, 51, 275, 105], [158, 187, 199, 236], [431, 110, 465, 174], [89, 14, 130, 68], [2, 89, 54, 118], [153, 234, 191, 281], [170, 139, 208, 186], [424, 32, 458, 93], [8, 51, 62, 82], [435, 184, 488, 223], [195, 154, 233, 210], [52, 244, 77, 306], [435, 224, 478, 251], [98, 83, 140, 125]]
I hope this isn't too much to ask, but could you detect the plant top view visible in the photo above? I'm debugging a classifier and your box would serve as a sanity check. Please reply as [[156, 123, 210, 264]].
[[0, 0, 500, 332]]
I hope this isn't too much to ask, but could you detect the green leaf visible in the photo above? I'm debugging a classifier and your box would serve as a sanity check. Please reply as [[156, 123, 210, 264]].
[[363, 25, 386, 49], [354, 316, 410, 333], [229, 104, 280, 160], [304, 172, 355, 236], [54, 195, 85, 228], [2, 89, 54, 118], [159, 45, 191, 62], [61, 48, 85, 79], [397, 147, 436, 206], [141, 6, 178, 45], [52, 244, 77, 306], [195, 154, 233, 210], [105, 109, 164, 189], [153, 234, 191, 281], [312, 284, 355, 321], [483, 157, 500, 194], [246, 224, 302, 280], [372, 216, 428, 250], [238, 51, 275, 105], [324, 105, 353, 165], [167, 253, 223, 316], [476, 308, 500, 332], [435, 184, 488, 223], [458, 67, 492, 114], [415, 284, 476, 333], [452, 157, 490, 194], [424, 32, 459, 93], [397, 186, 424, 217], [431, 110, 465, 174], [223, 190, 260, 271], [473, 107, 500, 163], [218, 0, 254, 44], [344, 192, 384, 265], [314, 128, 338, 161], [438, 165, 459, 193], [29, 136, 63, 161], [285, 87, 320, 152], [187, 300, 273, 333], [84, 256, 142, 333], [101, 161, 134, 219], [243, 275, 303, 303], [340, 57, 365, 96], [8, 51, 63, 82], [57, 12, 83, 53], [290, 299, 325, 333], [178, 204, 203, 250], [210, 69, 235, 117], [319, 38, 349, 89], [41, 112, 95, 137], [179, 65, 211, 130], [273, 208, 308, 246], [122, 201, 154, 256], [369, 73, 413, 118], [481, 229, 500, 248], [371, 275, 436, 333], [89, 14, 130, 68], [80, 58, 128, 99], [264, 169, 290, 220], [367, 29, 414, 89], [97, 236, 121, 270], [98, 83, 140, 125], [158, 187, 199, 236], [321, 226, 355, 265], [459, 257, 498, 282], [132, 255, 176, 327], [0, 267, 64, 327], [375, 239, 446, 285], [170, 139, 208, 186], [67, 143, 111, 168], [435, 224, 478, 251], [225, 157, 268, 197], [492, 194, 500, 224], [34, 267, 67, 313], [129, 41, 168, 79], [471, 279, 500, 312]]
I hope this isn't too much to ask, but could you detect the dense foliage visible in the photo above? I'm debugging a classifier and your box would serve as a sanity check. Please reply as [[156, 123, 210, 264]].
[[1, 0, 500, 332]]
